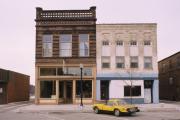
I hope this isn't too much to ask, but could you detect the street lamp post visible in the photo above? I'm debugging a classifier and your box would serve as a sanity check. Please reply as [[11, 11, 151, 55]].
[[80, 64, 83, 108]]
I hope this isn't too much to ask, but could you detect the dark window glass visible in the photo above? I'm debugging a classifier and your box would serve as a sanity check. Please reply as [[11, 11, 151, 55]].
[[144, 57, 152, 69], [124, 86, 141, 96], [102, 41, 109, 46], [40, 68, 56, 76], [57, 67, 92, 76], [76, 80, 92, 98], [59, 81, 64, 98], [144, 40, 151, 45], [102, 57, 110, 68], [116, 41, 123, 46], [130, 41, 137, 46], [116, 56, 125, 68], [40, 81, 56, 98], [130, 56, 138, 68]]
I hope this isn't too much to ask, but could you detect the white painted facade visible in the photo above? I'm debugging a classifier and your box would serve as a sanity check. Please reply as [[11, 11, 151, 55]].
[[96, 24, 159, 103], [109, 80, 144, 98]]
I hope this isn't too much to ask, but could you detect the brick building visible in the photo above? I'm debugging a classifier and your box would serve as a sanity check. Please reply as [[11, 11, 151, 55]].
[[96, 24, 159, 104], [158, 52, 180, 101], [35, 7, 97, 104], [0, 68, 29, 104]]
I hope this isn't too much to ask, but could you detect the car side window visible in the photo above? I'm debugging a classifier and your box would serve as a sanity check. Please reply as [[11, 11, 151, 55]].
[[107, 101, 114, 106]]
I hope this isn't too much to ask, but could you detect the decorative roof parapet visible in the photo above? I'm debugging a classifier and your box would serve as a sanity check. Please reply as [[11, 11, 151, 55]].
[[35, 6, 96, 21]]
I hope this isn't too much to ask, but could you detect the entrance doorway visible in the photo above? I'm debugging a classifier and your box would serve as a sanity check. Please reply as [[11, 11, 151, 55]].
[[0, 83, 7, 104], [59, 81, 73, 104], [101, 81, 109, 100], [144, 80, 153, 103]]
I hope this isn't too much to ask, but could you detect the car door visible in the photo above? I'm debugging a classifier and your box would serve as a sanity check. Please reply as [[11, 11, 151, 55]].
[[102, 101, 114, 112]]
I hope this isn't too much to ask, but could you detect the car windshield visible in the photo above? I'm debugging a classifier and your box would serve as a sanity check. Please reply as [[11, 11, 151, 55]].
[[117, 100, 127, 105]]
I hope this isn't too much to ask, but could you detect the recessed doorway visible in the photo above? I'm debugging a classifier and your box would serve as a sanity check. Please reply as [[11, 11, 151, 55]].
[[59, 80, 73, 104]]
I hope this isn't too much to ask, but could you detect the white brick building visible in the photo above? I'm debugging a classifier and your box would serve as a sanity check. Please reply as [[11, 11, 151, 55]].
[[96, 24, 159, 104]]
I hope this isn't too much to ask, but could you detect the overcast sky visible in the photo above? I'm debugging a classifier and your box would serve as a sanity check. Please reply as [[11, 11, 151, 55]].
[[0, 0, 179, 85]]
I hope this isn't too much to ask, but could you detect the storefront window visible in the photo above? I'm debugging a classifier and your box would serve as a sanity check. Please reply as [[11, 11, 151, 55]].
[[40, 81, 56, 98], [124, 86, 141, 96], [76, 80, 92, 98], [40, 67, 92, 76], [40, 68, 56, 76], [57, 67, 92, 76]]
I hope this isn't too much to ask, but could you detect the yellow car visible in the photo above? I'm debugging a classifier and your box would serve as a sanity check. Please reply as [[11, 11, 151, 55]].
[[93, 99, 140, 116]]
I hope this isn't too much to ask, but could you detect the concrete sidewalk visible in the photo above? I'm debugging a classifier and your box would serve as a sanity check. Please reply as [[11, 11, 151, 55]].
[[13, 102, 180, 113]]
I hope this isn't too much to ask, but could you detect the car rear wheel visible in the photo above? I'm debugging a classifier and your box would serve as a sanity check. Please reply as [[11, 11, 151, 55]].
[[114, 109, 120, 117], [94, 107, 100, 114]]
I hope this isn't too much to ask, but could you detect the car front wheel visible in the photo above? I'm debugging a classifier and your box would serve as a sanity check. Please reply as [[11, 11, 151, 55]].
[[94, 107, 100, 114], [114, 109, 120, 117]]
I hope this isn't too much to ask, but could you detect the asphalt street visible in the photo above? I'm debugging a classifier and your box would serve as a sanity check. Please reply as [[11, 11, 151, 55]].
[[1, 102, 180, 120], [1, 110, 180, 120]]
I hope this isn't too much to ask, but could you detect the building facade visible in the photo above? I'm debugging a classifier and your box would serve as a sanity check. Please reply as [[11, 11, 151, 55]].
[[35, 7, 97, 104], [96, 24, 159, 104], [0, 68, 29, 104], [158, 52, 180, 101]]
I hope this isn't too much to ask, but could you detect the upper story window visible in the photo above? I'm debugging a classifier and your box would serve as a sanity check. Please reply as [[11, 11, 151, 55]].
[[79, 34, 89, 57], [102, 41, 109, 46], [42, 35, 53, 57], [144, 40, 151, 46], [116, 40, 123, 46], [59, 34, 72, 57], [102, 56, 110, 68], [144, 57, 152, 69], [130, 56, 138, 68], [130, 41, 137, 46], [116, 56, 125, 68]]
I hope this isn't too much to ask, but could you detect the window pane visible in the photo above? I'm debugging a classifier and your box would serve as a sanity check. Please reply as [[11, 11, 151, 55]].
[[124, 86, 141, 96], [43, 35, 53, 43], [76, 80, 92, 98], [57, 67, 92, 76], [116, 56, 125, 68], [79, 34, 89, 57], [59, 81, 64, 98], [42, 35, 53, 57], [61, 43, 71, 49], [102, 57, 110, 68], [130, 56, 138, 68], [60, 34, 72, 42], [60, 34, 72, 57], [40, 68, 56, 76], [116, 41, 123, 46], [40, 81, 56, 98], [60, 50, 71, 56], [144, 57, 152, 69], [102, 41, 109, 46], [130, 41, 137, 46], [144, 40, 151, 45], [79, 34, 88, 42]]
